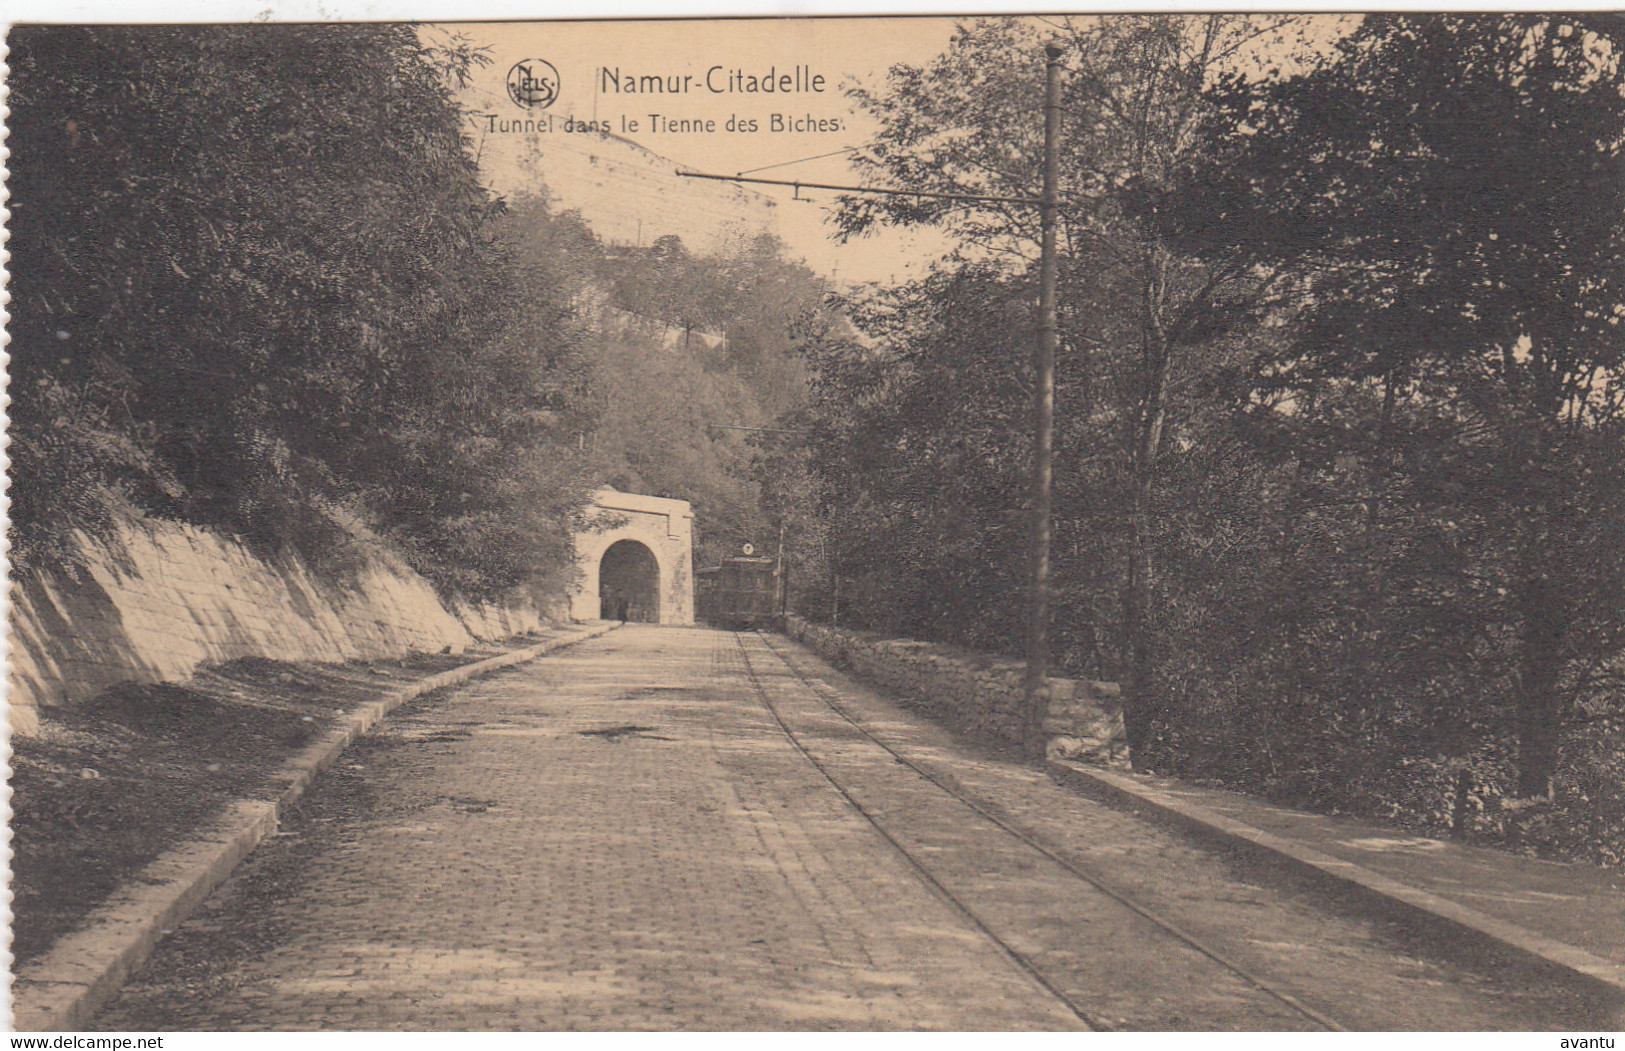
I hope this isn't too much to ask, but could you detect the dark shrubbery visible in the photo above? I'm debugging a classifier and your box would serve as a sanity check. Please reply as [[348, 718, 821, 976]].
[[7, 26, 596, 597], [791, 14, 1625, 867]]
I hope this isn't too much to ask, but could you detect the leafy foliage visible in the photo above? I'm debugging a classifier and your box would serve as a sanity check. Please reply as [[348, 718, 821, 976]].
[[789, 268, 1034, 650], [834, 15, 1298, 752], [793, 14, 1625, 865], [586, 233, 834, 568], [7, 26, 596, 597], [1154, 14, 1625, 797]]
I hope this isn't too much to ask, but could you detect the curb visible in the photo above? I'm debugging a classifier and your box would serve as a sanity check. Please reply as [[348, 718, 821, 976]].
[[1045, 758, 1625, 1005], [10, 622, 621, 1032]]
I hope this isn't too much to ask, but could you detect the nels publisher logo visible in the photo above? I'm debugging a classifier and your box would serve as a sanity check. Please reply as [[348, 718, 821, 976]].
[[507, 58, 561, 109]]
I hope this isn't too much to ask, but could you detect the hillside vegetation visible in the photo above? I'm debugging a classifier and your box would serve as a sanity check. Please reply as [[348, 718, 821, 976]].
[[776, 15, 1625, 868], [8, 25, 821, 601]]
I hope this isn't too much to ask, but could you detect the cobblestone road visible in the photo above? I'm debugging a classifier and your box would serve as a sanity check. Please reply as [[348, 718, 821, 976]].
[[97, 627, 1608, 1030]]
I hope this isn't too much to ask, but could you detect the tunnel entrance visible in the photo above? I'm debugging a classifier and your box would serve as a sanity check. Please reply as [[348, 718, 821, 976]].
[[570, 486, 694, 625], [598, 539, 661, 623]]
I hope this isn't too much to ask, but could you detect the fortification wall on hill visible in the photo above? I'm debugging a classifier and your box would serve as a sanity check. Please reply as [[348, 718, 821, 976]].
[[481, 126, 780, 254], [7, 520, 554, 734]]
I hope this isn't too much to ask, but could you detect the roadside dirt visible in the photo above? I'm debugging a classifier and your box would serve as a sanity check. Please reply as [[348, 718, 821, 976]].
[[8, 644, 523, 967]]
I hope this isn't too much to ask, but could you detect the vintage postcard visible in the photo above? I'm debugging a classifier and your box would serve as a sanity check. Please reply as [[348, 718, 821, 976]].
[[6, 11, 1624, 1037]]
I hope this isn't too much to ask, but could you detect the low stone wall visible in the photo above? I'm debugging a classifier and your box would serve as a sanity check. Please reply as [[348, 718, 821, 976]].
[[8, 520, 557, 734], [783, 616, 1128, 768]]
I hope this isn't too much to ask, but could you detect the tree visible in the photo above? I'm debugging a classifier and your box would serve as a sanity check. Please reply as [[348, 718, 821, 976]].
[[583, 232, 831, 570], [7, 26, 596, 597], [363, 195, 601, 596], [832, 15, 1308, 757], [791, 268, 1037, 649], [1159, 14, 1625, 795]]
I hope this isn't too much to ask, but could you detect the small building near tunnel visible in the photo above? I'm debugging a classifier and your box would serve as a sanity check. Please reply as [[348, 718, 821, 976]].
[[570, 486, 694, 626]]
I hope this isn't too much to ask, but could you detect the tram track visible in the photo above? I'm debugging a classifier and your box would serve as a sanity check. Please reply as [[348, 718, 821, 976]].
[[734, 629, 1348, 1032]]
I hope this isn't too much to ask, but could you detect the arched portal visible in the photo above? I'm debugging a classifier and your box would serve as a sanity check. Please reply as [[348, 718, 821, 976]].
[[598, 539, 661, 623], [569, 487, 694, 625]]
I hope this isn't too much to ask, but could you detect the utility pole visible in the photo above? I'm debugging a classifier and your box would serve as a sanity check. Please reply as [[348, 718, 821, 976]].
[[1024, 43, 1066, 758], [774, 517, 788, 622], [677, 48, 1064, 721]]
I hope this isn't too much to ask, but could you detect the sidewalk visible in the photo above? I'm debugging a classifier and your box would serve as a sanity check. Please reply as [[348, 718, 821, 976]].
[[10, 621, 621, 1033], [1047, 759, 1625, 1003]]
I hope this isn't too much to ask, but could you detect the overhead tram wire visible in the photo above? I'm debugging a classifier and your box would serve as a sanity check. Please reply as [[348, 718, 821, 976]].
[[707, 424, 807, 436], [687, 46, 1066, 760], [735, 146, 861, 178], [676, 170, 1041, 207]]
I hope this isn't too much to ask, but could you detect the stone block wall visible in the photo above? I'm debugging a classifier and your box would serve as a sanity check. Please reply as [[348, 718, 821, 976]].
[[784, 616, 1128, 769], [7, 520, 556, 734]]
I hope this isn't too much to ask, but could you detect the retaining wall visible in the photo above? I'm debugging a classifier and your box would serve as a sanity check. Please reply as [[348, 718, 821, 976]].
[[8, 520, 557, 734], [783, 615, 1128, 768]]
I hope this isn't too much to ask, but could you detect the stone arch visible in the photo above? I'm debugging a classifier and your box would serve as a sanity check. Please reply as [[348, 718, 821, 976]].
[[570, 487, 694, 625], [598, 539, 661, 622]]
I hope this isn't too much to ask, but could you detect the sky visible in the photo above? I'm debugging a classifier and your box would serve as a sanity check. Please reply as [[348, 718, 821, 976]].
[[0, 4, 1374, 283], [438, 17, 984, 283], [434, 15, 1361, 284]]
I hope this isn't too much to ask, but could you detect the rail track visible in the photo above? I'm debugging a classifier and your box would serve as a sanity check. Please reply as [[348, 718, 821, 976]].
[[733, 629, 1348, 1032]]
